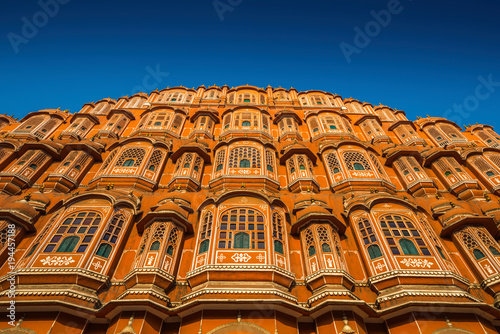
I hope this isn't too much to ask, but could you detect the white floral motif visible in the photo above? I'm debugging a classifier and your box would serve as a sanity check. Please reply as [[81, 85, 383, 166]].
[[92, 261, 103, 270], [351, 171, 374, 177], [256, 254, 265, 262], [231, 253, 251, 263], [276, 257, 285, 267], [375, 262, 386, 271], [484, 264, 494, 275], [41, 256, 75, 266], [400, 258, 433, 268]]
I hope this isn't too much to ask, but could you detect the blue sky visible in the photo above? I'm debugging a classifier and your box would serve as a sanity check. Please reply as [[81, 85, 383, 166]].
[[1, 0, 500, 128]]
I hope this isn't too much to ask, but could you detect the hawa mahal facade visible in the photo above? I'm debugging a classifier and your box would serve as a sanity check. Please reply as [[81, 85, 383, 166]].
[[0, 85, 499, 333]]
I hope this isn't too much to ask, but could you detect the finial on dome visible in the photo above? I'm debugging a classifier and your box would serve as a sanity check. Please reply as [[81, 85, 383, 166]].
[[16, 315, 24, 327], [118, 314, 136, 334], [340, 312, 355, 333], [444, 315, 453, 328]]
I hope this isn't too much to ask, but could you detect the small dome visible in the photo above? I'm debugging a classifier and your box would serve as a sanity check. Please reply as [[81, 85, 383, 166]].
[[480, 201, 500, 215], [296, 204, 330, 221], [154, 201, 188, 218], [430, 199, 454, 215], [440, 207, 474, 223], [30, 193, 50, 206], [8, 199, 38, 219], [183, 138, 209, 148]]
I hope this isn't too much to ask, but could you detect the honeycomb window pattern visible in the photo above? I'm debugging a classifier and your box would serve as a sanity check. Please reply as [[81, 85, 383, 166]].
[[460, 231, 486, 260], [115, 148, 146, 168], [228, 147, 261, 169], [343, 151, 372, 171]]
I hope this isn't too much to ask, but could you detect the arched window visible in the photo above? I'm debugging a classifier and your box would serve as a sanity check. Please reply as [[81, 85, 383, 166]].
[[322, 243, 332, 252], [165, 227, 179, 256], [369, 153, 388, 179], [57, 236, 79, 253], [367, 244, 382, 260], [473, 249, 486, 260], [95, 214, 126, 258], [23, 211, 62, 259], [274, 240, 283, 255], [476, 229, 500, 258], [149, 223, 166, 252], [426, 127, 449, 146], [237, 93, 257, 104], [325, 151, 342, 178], [419, 218, 449, 261], [123, 159, 134, 167], [193, 157, 202, 173], [266, 150, 275, 174], [199, 239, 209, 254], [440, 124, 465, 140], [234, 232, 250, 249], [357, 217, 383, 259], [461, 232, 486, 261], [242, 121, 251, 126], [380, 215, 430, 256], [471, 156, 499, 179], [240, 159, 250, 168], [96, 243, 112, 258], [137, 226, 151, 257], [43, 212, 102, 253], [399, 239, 419, 256], [317, 226, 333, 254], [490, 246, 500, 255], [353, 163, 365, 170], [487, 154, 500, 170], [214, 149, 226, 174], [8, 150, 49, 177], [150, 241, 161, 251], [305, 228, 316, 257], [171, 114, 184, 133], [166, 245, 174, 255], [308, 118, 320, 134], [137, 111, 173, 130], [218, 209, 265, 250], [272, 213, 285, 255], [198, 212, 213, 254]]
